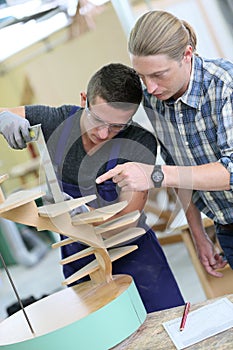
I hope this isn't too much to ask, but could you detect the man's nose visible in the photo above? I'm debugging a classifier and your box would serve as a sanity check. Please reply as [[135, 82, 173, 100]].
[[97, 125, 110, 139], [144, 77, 158, 94]]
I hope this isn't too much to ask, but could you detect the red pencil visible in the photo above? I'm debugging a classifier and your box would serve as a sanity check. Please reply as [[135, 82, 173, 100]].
[[179, 302, 191, 331]]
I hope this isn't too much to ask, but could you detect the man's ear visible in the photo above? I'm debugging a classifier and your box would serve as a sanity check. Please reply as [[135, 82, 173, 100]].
[[80, 92, 87, 107], [183, 45, 193, 62]]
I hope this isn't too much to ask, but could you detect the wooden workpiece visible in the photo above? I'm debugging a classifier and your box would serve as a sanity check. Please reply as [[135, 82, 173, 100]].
[[37, 194, 96, 217], [71, 200, 128, 225], [0, 172, 145, 281], [0, 188, 44, 214], [0, 171, 146, 349], [0, 179, 146, 348], [53, 210, 141, 248], [0, 125, 147, 349]]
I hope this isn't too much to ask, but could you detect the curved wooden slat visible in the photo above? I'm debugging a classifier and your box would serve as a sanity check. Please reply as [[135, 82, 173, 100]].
[[0, 189, 45, 214], [62, 245, 138, 285], [52, 237, 74, 249], [71, 201, 128, 225], [52, 210, 141, 249], [38, 195, 96, 217], [95, 210, 140, 235], [60, 246, 94, 265], [104, 227, 145, 248]]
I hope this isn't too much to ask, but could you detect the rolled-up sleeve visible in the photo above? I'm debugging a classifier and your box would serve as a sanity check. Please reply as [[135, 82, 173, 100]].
[[219, 155, 233, 188], [218, 88, 233, 188]]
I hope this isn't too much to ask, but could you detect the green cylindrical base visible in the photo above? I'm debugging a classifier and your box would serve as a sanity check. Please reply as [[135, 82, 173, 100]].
[[0, 275, 146, 350]]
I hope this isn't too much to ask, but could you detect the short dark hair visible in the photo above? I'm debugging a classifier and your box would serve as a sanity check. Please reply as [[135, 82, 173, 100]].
[[87, 63, 142, 110]]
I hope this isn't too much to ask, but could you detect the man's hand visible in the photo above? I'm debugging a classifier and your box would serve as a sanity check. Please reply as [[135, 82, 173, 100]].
[[195, 234, 227, 277], [96, 162, 154, 191], [0, 111, 31, 149]]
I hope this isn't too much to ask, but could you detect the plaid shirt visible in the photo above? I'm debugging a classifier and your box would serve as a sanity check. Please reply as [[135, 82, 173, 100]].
[[143, 55, 233, 224]]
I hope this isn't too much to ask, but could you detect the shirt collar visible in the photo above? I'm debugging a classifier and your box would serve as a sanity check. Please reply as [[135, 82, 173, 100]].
[[179, 55, 203, 109]]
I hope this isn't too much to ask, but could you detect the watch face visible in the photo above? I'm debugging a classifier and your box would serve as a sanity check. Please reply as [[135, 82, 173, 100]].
[[152, 170, 164, 182], [151, 166, 164, 188]]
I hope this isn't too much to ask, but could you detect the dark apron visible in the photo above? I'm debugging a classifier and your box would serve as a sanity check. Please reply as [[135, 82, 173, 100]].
[[55, 107, 184, 313]]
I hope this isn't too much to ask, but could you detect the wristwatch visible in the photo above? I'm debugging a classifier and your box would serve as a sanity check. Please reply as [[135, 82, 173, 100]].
[[151, 165, 164, 188]]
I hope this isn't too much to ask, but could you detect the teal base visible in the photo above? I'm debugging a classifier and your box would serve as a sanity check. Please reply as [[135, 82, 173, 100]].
[[0, 275, 146, 350]]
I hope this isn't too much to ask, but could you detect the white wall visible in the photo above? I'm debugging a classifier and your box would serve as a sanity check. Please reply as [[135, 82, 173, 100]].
[[165, 0, 233, 60]]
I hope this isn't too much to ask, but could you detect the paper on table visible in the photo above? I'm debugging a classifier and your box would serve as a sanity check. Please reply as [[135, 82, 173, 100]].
[[163, 297, 233, 350]]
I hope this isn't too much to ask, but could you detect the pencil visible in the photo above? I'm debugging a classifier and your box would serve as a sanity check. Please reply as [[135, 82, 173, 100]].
[[179, 302, 191, 331]]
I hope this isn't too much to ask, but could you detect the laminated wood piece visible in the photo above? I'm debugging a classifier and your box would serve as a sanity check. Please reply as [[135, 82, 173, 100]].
[[71, 201, 128, 225], [62, 246, 138, 286], [59, 227, 144, 266], [0, 189, 44, 214], [52, 210, 141, 249], [0, 178, 146, 348], [95, 210, 140, 235], [37, 194, 96, 217], [0, 126, 147, 348]]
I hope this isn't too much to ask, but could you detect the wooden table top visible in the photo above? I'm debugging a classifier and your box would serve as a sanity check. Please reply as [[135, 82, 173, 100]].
[[112, 294, 233, 350]]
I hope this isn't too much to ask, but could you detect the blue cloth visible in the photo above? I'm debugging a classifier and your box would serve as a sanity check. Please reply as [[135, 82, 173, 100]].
[[215, 223, 233, 269]]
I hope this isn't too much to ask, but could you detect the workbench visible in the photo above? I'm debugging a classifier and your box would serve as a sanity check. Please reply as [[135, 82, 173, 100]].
[[111, 294, 233, 350]]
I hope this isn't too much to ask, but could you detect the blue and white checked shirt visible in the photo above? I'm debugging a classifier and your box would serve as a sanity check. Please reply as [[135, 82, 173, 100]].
[[143, 55, 233, 224]]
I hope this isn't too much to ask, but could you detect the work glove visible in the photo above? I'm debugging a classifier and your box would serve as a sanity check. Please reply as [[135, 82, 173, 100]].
[[0, 111, 31, 149], [42, 192, 90, 217]]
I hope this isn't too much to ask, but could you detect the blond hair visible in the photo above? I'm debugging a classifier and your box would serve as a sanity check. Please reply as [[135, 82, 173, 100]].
[[128, 10, 197, 61]]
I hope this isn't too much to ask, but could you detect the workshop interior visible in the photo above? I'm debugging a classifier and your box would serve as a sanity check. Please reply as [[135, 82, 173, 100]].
[[0, 0, 233, 349]]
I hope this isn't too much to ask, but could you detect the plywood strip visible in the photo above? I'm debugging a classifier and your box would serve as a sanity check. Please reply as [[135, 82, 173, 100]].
[[72, 201, 128, 225], [62, 245, 138, 285], [60, 227, 144, 266], [60, 247, 94, 265], [0, 189, 45, 214], [38, 195, 96, 217], [52, 210, 141, 249], [104, 227, 145, 248], [52, 237, 74, 249], [108, 245, 138, 261], [62, 257, 101, 285], [96, 210, 140, 234]]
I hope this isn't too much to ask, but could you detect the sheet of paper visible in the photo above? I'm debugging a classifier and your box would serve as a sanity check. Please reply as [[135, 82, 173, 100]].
[[163, 297, 233, 349]]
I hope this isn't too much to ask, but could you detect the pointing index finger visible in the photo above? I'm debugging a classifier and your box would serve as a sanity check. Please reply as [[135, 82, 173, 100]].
[[96, 167, 120, 184]]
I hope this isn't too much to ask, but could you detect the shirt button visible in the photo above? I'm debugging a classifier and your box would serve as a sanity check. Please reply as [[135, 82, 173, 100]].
[[185, 141, 189, 145], [180, 113, 183, 117]]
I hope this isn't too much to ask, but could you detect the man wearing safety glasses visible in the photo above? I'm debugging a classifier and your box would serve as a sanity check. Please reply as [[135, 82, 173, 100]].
[[0, 63, 184, 313]]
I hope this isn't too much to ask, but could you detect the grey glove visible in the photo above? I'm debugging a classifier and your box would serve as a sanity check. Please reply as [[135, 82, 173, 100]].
[[42, 192, 90, 217], [0, 111, 31, 149]]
